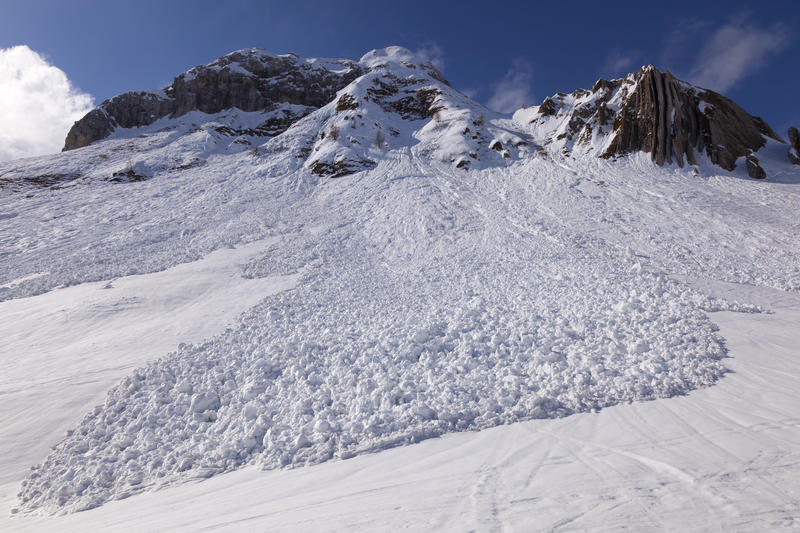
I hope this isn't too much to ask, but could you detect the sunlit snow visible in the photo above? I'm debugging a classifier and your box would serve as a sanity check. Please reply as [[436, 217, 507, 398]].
[[1, 47, 799, 529]]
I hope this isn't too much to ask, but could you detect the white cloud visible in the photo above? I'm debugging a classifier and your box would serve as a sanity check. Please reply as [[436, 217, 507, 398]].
[[0, 45, 94, 162], [687, 19, 788, 92], [486, 58, 534, 113], [414, 42, 445, 71]]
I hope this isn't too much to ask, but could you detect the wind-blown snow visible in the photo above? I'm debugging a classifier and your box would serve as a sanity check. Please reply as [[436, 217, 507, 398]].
[[1, 46, 799, 517]]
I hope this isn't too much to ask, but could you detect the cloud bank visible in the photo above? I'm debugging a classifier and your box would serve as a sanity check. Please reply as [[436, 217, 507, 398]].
[[687, 19, 788, 92], [0, 45, 94, 162], [487, 58, 534, 113]]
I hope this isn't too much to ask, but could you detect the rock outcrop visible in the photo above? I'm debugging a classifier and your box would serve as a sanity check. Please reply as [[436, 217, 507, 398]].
[[63, 91, 176, 150], [64, 49, 363, 151], [603, 66, 782, 175], [520, 65, 783, 178], [167, 50, 362, 117], [789, 127, 800, 165]]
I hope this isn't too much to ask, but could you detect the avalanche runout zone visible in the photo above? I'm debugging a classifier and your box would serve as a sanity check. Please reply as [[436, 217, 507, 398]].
[[14, 156, 764, 514], [6, 46, 797, 515]]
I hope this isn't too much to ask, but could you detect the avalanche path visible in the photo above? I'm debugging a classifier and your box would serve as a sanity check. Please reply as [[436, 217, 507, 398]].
[[0, 240, 299, 506], [4, 283, 798, 531], [3, 146, 798, 515]]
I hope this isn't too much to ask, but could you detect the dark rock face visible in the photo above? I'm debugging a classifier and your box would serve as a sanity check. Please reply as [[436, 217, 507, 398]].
[[62, 109, 114, 152], [789, 127, 800, 165], [363, 75, 443, 121], [63, 92, 176, 151], [168, 51, 361, 116], [602, 66, 782, 172], [103, 91, 177, 129], [538, 98, 558, 116], [745, 156, 767, 179], [64, 49, 363, 151], [309, 159, 376, 178]]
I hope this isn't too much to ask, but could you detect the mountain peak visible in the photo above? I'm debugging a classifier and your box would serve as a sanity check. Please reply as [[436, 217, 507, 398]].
[[515, 64, 784, 178], [358, 46, 449, 85], [358, 46, 418, 67], [61, 47, 788, 179]]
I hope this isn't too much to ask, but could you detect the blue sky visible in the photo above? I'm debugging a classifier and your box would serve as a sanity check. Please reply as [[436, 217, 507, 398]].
[[1, 0, 798, 159]]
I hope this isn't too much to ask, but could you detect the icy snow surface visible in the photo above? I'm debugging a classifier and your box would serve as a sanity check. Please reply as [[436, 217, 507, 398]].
[[1, 47, 799, 522]]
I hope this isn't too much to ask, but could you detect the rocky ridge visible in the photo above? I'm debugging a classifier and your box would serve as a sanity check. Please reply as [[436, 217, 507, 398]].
[[63, 49, 791, 179], [789, 126, 800, 165], [63, 49, 363, 151], [514, 65, 786, 179]]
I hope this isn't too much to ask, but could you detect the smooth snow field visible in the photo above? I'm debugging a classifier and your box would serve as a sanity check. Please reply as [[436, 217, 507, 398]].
[[1, 96, 800, 528]]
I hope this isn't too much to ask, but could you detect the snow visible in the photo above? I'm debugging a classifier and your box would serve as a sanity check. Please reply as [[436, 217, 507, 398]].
[[1, 46, 799, 529], [3, 283, 799, 531], [358, 46, 425, 70], [0, 239, 298, 491], [5, 144, 797, 516]]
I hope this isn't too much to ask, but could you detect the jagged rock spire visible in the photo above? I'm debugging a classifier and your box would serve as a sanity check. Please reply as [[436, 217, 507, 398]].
[[602, 66, 782, 178], [519, 64, 783, 179]]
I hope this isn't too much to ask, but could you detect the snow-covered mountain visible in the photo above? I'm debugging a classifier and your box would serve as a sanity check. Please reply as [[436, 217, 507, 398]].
[[1, 46, 799, 526], [516, 65, 785, 178], [58, 46, 795, 180]]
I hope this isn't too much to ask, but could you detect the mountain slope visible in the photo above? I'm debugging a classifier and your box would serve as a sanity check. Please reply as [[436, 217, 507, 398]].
[[1, 47, 799, 517], [59, 47, 792, 180]]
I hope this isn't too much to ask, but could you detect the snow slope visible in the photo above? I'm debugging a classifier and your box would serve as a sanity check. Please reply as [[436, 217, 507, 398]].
[[1, 46, 799, 527], [0, 240, 298, 494], [3, 275, 799, 531]]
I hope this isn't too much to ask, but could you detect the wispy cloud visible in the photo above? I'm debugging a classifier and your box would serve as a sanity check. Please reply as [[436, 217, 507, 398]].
[[486, 58, 534, 113], [686, 17, 789, 92], [602, 50, 637, 76], [0, 45, 94, 162], [661, 19, 710, 69], [459, 87, 479, 100], [414, 42, 445, 71]]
